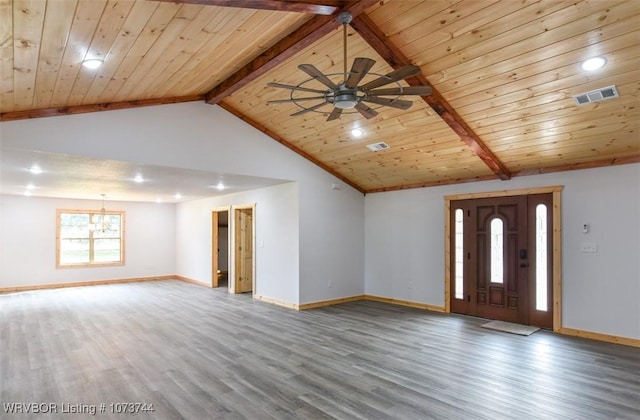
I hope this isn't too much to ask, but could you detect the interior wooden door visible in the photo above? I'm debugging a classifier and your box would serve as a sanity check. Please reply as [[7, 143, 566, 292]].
[[450, 194, 553, 328], [234, 207, 253, 294], [212, 211, 219, 288]]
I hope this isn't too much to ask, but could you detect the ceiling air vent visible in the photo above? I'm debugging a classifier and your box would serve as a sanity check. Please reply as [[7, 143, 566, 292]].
[[573, 85, 619, 105], [366, 142, 390, 152]]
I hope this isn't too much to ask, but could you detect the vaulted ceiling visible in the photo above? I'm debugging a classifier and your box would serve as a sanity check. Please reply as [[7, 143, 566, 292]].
[[1, 0, 638, 196]]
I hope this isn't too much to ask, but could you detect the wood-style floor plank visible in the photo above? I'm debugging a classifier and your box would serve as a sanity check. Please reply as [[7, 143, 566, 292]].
[[1, 280, 638, 419]]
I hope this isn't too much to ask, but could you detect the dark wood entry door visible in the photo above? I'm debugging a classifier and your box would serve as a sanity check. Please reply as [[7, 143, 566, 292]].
[[450, 194, 553, 328]]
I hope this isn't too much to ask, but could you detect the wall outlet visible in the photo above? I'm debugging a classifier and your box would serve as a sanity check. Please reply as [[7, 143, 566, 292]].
[[580, 242, 597, 253]]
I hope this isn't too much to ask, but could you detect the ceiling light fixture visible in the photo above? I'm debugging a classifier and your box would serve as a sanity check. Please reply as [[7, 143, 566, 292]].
[[134, 174, 144, 183], [174, 193, 182, 200], [89, 194, 111, 233], [29, 164, 42, 174], [351, 128, 363, 137], [581, 56, 606, 71], [216, 182, 225, 191], [81, 59, 103, 69]]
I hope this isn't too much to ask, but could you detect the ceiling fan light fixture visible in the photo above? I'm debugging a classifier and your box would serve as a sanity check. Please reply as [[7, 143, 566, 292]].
[[334, 93, 358, 109]]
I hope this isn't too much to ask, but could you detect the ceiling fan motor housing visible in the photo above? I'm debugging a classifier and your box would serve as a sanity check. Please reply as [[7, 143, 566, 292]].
[[334, 85, 360, 109]]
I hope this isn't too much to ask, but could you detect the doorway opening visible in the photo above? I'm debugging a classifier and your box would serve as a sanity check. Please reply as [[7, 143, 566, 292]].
[[211, 207, 230, 288], [233, 204, 255, 294], [445, 187, 562, 331]]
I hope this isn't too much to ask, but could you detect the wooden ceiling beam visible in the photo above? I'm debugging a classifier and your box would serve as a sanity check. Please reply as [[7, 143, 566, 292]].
[[511, 155, 640, 177], [350, 14, 512, 181], [0, 95, 204, 122], [204, 0, 379, 105], [153, 0, 342, 15], [366, 156, 640, 194]]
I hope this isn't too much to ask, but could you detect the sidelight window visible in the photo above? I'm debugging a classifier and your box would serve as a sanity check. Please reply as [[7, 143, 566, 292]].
[[536, 204, 548, 311], [490, 218, 504, 284], [454, 209, 464, 299]]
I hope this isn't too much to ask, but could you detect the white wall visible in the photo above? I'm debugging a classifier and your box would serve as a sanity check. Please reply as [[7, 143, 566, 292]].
[[0, 195, 176, 288], [176, 183, 300, 304], [365, 163, 640, 340], [0, 102, 636, 340], [0, 102, 365, 303]]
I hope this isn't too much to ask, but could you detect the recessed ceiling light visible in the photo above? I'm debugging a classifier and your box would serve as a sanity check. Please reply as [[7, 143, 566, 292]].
[[174, 193, 182, 200], [155, 198, 163, 204], [29, 164, 42, 174], [581, 56, 606, 71], [216, 182, 225, 191], [351, 128, 363, 137], [81, 59, 103, 69], [24, 190, 32, 197], [134, 174, 144, 183], [26, 183, 35, 190]]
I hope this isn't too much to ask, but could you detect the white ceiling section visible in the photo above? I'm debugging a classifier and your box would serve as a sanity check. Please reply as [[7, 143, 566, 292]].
[[0, 148, 289, 203]]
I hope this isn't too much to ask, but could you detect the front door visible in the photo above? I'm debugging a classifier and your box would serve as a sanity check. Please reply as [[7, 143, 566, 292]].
[[450, 193, 553, 328]]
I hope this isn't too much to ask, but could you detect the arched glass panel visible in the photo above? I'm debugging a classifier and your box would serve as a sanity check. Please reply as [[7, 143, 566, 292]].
[[490, 218, 503, 284], [536, 204, 548, 311], [454, 209, 464, 300]]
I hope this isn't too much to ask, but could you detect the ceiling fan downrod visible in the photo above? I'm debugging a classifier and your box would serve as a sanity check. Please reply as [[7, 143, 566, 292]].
[[338, 12, 352, 83]]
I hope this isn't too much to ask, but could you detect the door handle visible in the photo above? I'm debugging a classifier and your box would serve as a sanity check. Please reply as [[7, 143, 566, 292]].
[[520, 262, 529, 268]]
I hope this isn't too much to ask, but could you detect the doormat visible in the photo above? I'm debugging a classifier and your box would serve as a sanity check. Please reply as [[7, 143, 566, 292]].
[[481, 320, 539, 336]]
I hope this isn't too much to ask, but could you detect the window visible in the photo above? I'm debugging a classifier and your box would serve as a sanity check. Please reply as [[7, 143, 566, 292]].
[[454, 209, 464, 300], [490, 218, 504, 284], [535, 204, 548, 311], [57, 209, 125, 267]]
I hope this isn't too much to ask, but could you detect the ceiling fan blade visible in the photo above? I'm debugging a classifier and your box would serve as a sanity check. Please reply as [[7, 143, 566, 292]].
[[267, 82, 327, 95], [369, 86, 432, 96], [268, 96, 327, 104], [298, 64, 338, 89], [290, 101, 329, 117], [355, 102, 378, 119], [359, 65, 422, 91], [326, 107, 343, 121], [363, 96, 413, 110], [345, 58, 376, 89]]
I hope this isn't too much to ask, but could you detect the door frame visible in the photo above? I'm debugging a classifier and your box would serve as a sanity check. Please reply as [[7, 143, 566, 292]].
[[211, 206, 231, 288], [232, 203, 256, 295], [444, 186, 563, 331]]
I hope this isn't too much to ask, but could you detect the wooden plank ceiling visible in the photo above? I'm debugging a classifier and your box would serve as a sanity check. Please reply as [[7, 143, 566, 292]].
[[1, 0, 638, 194]]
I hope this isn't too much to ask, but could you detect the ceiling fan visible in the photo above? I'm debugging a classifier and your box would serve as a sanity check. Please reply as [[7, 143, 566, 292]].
[[267, 11, 432, 121]]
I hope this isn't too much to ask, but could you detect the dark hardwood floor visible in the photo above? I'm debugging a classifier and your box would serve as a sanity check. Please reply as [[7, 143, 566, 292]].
[[1, 280, 638, 419]]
